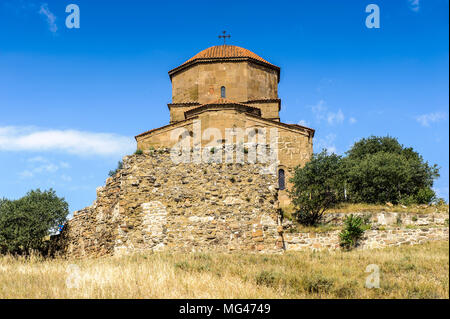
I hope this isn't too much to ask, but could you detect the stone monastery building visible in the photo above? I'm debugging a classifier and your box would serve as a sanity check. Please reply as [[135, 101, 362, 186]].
[[51, 44, 448, 257], [52, 44, 316, 257], [136, 44, 315, 205]]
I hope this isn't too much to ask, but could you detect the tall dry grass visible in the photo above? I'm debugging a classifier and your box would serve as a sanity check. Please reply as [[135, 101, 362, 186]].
[[0, 241, 448, 299]]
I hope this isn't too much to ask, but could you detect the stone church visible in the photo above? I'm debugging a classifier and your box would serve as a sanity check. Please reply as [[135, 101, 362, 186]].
[[51, 44, 316, 257], [51, 46, 449, 257], [136, 44, 315, 206]]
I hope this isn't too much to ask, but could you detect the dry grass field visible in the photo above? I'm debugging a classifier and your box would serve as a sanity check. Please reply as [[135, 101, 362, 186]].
[[0, 241, 448, 299]]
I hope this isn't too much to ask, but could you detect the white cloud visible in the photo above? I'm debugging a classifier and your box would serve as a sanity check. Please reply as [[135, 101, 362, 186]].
[[315, 133, 337, 154], [349, 117, 357, 124], [19, 156, 69, 179], [327, 109, 344, 125], [408, 0, 420, 12], [0, 126, 135, 157], [309, 100, 345, 125], [19, 170, 34, 178], [34, 162, 59, 173], [415, 112, 447, 127], [27, 156, 47, 163], [310, 100, 328, 122], [297, 120, 310, 127], [39, 3, 57, 33]]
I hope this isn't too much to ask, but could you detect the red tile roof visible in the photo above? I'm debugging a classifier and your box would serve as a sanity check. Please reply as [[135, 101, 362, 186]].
[[182, 45, 276, 67], [168, 45, 280, 80]]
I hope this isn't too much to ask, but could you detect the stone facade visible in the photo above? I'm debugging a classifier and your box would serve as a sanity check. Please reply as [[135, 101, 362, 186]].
[[135, 44, 315, 208], [53, 149, 282, 258], [170, 62, 278, 110], [136, 104, 313, 207]]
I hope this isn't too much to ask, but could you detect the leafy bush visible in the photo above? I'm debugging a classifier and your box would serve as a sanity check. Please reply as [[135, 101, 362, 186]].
[[339, 214, 365, 250], [344, 136, 439, 204], [134, 149, 143, 155], [414, 187, 436, 204], [108, 160, 123, 177], [290, 150, 346, 226], [290, 136, 439, 225], [0, 189, 68, 255], [399, 194, 416, 206]]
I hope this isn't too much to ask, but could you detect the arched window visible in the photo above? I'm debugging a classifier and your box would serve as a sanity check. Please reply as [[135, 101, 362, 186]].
[[221, 86, 226, 98], [278, 169, 285, 190]]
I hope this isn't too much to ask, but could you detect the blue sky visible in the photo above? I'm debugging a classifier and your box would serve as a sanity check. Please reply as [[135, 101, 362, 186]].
[[0, 0, 448, 214]]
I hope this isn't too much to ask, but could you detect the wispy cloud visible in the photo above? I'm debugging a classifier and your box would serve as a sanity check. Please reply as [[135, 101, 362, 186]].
[[0, 126, 135, 157], [315, 133, 337, 154], [415, 112, 447, 127], [19, 170, 34, 178], [39, 3, 57, 33], [408, 0, 420, 12], [297, 119, 310, 127], [327, 109, 344, 125], [19, 156, 69, 179], [309, 100, 345, 125], [349, 117, 357, 124]]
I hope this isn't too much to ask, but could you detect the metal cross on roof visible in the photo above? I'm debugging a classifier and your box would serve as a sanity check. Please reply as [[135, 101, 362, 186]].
[[218, 31, 231, 45]]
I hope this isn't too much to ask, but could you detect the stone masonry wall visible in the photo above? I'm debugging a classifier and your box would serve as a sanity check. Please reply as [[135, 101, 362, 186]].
[[284, 227, 449, 251], [320, 212, 448, 227], [54, 148, 282, 257]]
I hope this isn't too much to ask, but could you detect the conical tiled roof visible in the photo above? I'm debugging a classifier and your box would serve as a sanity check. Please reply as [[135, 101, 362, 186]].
[[169, 45, 279, 78], [182, 45, 275, 66]]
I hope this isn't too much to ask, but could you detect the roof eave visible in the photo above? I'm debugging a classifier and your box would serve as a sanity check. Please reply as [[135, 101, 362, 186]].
[[168, 57, 281, 83]]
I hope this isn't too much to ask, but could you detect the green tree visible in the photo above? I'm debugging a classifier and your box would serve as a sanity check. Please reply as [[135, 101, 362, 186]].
[[346, 135, 404, 159], [345, 136, 439, 204], [0, 189, 68, 255], [289, 150, 346, 226]]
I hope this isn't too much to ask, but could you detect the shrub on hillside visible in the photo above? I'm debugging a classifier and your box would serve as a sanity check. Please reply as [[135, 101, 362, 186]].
[[344, 136, 439, 204], [0, 189, 68, 255], [339, 214, 366, 250], [290, 150, 346, 226]]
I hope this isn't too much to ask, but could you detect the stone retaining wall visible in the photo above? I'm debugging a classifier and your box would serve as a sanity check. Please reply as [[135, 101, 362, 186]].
[[284, 227, 449, 251], [322, 212, 448, 227]]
